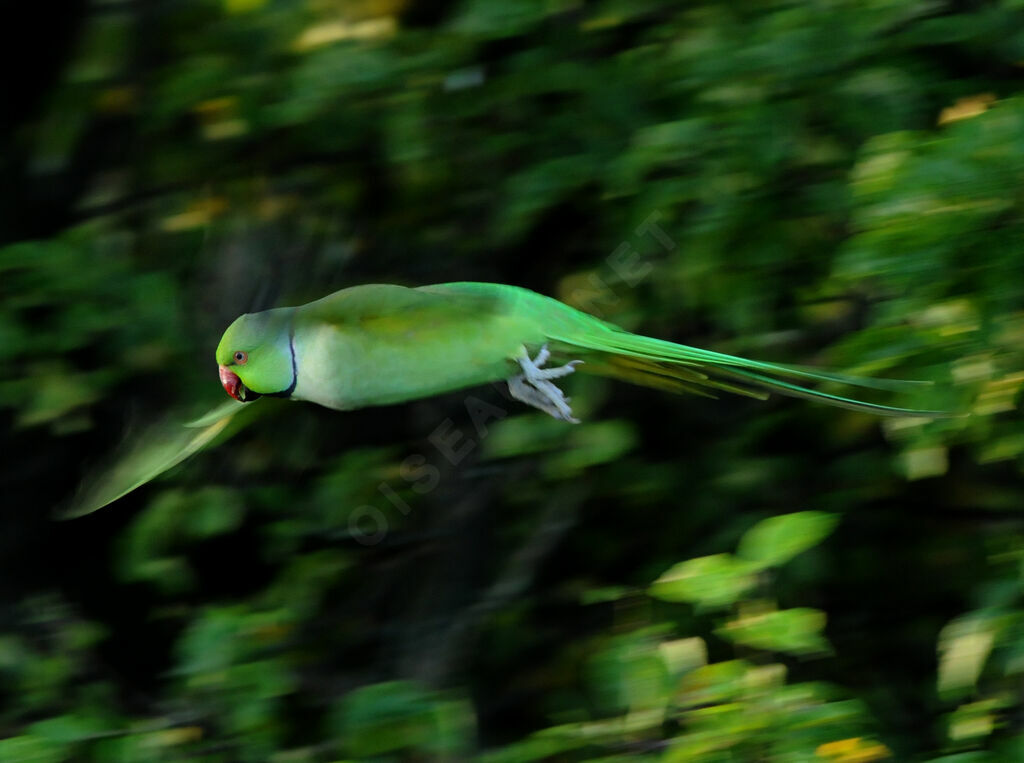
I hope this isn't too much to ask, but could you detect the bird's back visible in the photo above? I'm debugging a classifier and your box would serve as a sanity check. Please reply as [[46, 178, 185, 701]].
[[289, 282, 549, 410]]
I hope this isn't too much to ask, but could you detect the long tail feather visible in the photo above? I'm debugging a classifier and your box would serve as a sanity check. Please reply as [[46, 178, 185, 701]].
[[598, 355, 769, 401], [424, 282, 949, 416], [548, 323, 948, 417], [710, 365, 946, 417]]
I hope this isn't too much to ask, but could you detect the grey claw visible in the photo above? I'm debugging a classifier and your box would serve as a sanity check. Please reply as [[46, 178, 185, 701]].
[[506, 346, 584, 423]]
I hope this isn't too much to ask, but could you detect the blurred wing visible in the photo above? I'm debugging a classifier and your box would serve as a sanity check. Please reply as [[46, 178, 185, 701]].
[[60, 400, 258, 519]]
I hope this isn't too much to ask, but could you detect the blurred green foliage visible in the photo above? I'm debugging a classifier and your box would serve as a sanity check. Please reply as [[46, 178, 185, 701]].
[[5, 0, 1024, 760]]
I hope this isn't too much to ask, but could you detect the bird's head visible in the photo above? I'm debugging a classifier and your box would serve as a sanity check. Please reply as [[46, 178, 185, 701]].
[[215, 308, 296, 402]]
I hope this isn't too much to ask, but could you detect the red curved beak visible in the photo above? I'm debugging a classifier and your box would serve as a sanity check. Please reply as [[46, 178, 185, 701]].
[[219, 364, 242, 401]]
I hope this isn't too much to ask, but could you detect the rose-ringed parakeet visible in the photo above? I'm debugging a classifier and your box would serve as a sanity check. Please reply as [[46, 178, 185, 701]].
[[66, 281, 941, 518], [216, 281, 938, 422]]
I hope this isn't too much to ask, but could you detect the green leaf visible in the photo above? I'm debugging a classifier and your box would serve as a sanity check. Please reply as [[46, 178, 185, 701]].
[[675, 660, 753, 707], [28, 714, 109, 744], [544, 420, 638, 477], [0, 735, 64, 763], [587, 629, 671, 714], [937, 615, 1001, 699], [658, 637, 707, 676], [717, 608, 831, 656], [332, 681, 453, 758], [183, 487, 245, 539], [737, 512, 839, 569], [649, 554, 758, 608], [175, 607, 242, 677]]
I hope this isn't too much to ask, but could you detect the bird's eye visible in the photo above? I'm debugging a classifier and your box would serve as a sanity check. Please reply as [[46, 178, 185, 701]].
[[234, 351, 248, 364]]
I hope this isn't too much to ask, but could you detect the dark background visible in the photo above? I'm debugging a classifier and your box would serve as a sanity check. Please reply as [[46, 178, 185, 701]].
[[1, 1, 1022, 760]]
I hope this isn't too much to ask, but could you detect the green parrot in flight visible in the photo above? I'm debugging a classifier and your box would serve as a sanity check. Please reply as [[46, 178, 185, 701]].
[[216, 281, 936, 422], [67, 281, 940, 518]]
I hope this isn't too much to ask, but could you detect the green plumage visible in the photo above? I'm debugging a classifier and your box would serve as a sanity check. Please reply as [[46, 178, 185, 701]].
[[66, 281, 943, 518], [216, 282, 939, 418]]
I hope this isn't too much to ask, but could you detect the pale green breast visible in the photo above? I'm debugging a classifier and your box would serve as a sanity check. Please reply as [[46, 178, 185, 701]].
[[290, 312, 543, 411]]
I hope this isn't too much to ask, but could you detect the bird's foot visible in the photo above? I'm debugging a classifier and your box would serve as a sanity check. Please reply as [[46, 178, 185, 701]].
[[507, 344, 582, 423]]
